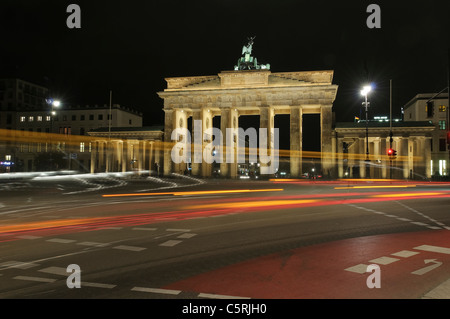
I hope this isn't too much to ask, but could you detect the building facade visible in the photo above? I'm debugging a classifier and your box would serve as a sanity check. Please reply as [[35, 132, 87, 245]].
[[334, 121, 435, 179], [1, 101, 144, 172], [403, 93, 449, 176], [87, 127, 164, 174], [158, 69, 338, 178]]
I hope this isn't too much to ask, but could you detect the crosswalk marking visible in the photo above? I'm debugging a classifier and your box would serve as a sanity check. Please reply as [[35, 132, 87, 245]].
[[414, 245, 450, 255], [344, 264, 369, 274], [369, 256, 400, 265], [391, 250, 419, 258]]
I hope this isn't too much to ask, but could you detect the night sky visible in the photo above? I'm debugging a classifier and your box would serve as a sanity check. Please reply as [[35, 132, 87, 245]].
[[1, 0, 449, 134]]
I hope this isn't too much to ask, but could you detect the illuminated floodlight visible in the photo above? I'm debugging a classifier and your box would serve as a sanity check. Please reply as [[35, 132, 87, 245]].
[[360, 85, 372, 96], [52, 100, 61, 107]]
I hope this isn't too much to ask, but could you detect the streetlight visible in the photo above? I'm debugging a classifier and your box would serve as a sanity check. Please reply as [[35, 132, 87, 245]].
[[46, 98, 61, 133], [360, 85, 372, 160], [45, 98, 61, 171]]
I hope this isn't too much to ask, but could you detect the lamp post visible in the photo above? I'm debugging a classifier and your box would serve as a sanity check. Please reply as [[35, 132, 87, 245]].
[[361, 85, 372, 177], [46, 98, 61, 133], [45, 98, 61, 170], [361, 85, 372, 159]]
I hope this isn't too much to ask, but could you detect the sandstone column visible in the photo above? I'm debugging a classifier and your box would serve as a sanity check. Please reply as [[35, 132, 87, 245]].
[[321, 104, 333, 178], [163, 110, 174, 176], [260, 106, 275, 177], [90, 141, 97, 174], [290, 106, 302, 177]]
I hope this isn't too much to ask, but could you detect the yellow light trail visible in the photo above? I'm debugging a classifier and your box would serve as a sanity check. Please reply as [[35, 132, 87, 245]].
[[0, 218, 102, 234], [372, 192, 444, 198], [102, 188, 284, 198], [334, 185, 417, 190], [186, 199, 318, 210]]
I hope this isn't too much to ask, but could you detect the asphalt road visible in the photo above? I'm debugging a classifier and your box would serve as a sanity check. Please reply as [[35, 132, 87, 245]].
[[1, 173, 450, 301]]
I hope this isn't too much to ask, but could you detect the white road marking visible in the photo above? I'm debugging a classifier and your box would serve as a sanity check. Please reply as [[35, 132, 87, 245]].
[[396, 201, 449, 229], [411, 259, 443, 275], [198, 293, 251, 299], [39, 267, 68, 276], [391, 250, 420, 258], [77, 242, 110, 247], [423, 278, 450, 299], [159, 240, 183, 247], [177, 233, 197, 239], [411, 222, 429, 226], [131, 287, 181, 295], [344, 264, 369, 274], [132, 227, 157, 231], [396, 218, 412, 222], [15, 235, 42, 240], [98, 227, 123, 230], [414, 245, 450, 255], [166, 229, 191, 232], [369, 256, 400, 265], [113, 245, 146, 252], [82, 282, 116, 289], [14, 276, 56, 283], [46, 238, 76, 244], [0, 261, 40, 270]]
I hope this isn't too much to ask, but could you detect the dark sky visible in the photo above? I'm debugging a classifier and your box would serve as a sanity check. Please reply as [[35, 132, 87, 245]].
[[1, 0, 449, 129]]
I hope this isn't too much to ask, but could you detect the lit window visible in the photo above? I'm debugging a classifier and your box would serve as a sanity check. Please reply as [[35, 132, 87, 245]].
[[439, 105, 447, 112], [46, 115, 51, 121], [37, 116, 42, 122], [5, 155, 11, 161], [439, 160, 447, 176], [80, 142, 85, 153], [439, 120, 446, 130], [29, 116, 34, 122], [89, 142, 92, 152], [20, 116, 26, 122]]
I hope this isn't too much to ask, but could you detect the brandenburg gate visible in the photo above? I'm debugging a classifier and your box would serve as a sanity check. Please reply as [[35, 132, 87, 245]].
[[158, 39, 338, 178]]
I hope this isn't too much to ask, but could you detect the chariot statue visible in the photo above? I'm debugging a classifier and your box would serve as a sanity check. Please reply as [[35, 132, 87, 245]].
[[234, 37, 270, 71]]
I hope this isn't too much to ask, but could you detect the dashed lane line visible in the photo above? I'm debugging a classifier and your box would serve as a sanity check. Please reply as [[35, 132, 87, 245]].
[[46, 238, 77, 244], [198, 293, 251, 300], [39, 266, 68, 276], [177, 233, 197, 239], [13, 276, 56, 283], [159, 240, 183, 247], [0, 261, 40, 270], [113, 245, 147, 252], [15, 235, 42, 240], [77, 241, 110, 247], [131, 287, 181, 295], [348, 203, 445, 230], [82, 282, 116, 289]]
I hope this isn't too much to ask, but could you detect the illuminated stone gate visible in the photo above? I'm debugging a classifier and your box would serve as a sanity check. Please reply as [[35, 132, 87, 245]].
[[158, 40, 338, 178]]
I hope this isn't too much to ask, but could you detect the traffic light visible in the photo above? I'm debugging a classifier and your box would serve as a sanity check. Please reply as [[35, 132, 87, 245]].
[[387, 148, 397, 160]]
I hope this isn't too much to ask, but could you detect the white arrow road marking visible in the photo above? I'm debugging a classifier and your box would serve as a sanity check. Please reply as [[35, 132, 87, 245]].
[[411, 259, 443, 275]]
